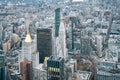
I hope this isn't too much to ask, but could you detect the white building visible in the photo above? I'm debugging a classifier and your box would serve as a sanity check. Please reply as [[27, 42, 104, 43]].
[[33, 64, 47, 80], [19, 20, 39, 69], [32, 34, 39, 68], [55, 20, 68, 60], [21, 33, 39, 67], [22, 32, 34, 61]]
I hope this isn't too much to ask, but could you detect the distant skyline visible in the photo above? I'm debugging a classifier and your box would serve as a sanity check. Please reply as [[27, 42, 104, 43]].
[[73, 0, 84, 2]]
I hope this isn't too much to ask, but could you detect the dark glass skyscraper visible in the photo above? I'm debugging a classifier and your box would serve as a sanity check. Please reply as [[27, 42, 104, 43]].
[[37, 27, 53, 63], [47, 56, 64, 80], [0, 54, 5, 80], [55, 8, 60, 37]]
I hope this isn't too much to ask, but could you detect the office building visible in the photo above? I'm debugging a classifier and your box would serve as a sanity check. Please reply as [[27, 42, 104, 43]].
[[33, 64, 47, 80], [20, 32, 39, 69], [97, 71, 120, 80], [32, 35, 39, 68], [20, 60, 33, 80], [47, 56, 64, 80], [0, 25, 3, 42], [19, 20, 39, 74], [20, 33, 39, 67], [32, 51, 39, 68], [37, 27, 53, 63], [3, 43, 8, 53], [54, 8, 68, 60], [0, 54, 6, 80], [55, 8, 60, 37], [65, 59, 77, 79], [20, 18, 38, 61], [81, 37, 91, 56], [55, 20, 68, 60], [21, 32, 33, 61], [66, 19, 74, 51], [97, 60, 120, 80]]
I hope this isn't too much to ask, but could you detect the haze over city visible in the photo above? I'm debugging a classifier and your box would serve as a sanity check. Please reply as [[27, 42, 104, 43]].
[[0, 0, 120, 80]]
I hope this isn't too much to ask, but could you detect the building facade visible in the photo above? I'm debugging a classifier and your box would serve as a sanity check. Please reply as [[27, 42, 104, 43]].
[[81, 37, 91, 56], [20, 60, 33, 80], [97, 71, 120, 80], [47, 57, 64, 80], [19, 33, 39, 68], [37, 27, 53, 63], [0, 54, 5, 80]]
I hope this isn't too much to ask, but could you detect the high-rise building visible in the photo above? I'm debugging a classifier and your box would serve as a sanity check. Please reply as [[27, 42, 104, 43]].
[[31, 34, 39, 68], [54, 8, 68, 60], [55, 20, 68, 60], [32, 51, 39, 68], [37, 27, 53, 63], [20, 60, 33, 80], [21, 32, 33, 61], [33, 64, 47, 80], [97, 71, 120, 80], [0, 54, 5, 80], [20, 33, 39, 67], [0, 24, 3, 42], [19, 19, 39, 72], [81, 37, 91, 56], [55, 8, 60, 37], [47, 56, 64, 80], [66, 18, 74, 51]]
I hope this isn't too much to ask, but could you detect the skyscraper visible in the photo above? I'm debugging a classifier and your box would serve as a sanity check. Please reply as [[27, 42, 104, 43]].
[[55, 8, 60, 37], [21, 18, 35, 62], [55, 20, 68, 60], [0, 54, 5, 80], [54, 8, 68, 60], [20, 60, 33, 80], [22, 32, 33, 61], [32, 35, 39, 68], [37, 27, 53, 63], [81, 37, 91, 56], [19, 19, 39, 70], [66, 18, 74, 51], [47, 56, 64, 80], [20, 32, 39, 68], [0, 24, 3, 42]]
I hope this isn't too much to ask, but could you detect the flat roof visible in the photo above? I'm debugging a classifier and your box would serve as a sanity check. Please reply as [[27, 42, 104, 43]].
[[97, 70, 120, 76], [35, 64, 44, 70], [76, 71, 92, 80]]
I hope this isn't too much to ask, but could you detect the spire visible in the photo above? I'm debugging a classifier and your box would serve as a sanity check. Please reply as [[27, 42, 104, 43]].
[[25, 18, 32, 43], [25, 32, 32, 43]]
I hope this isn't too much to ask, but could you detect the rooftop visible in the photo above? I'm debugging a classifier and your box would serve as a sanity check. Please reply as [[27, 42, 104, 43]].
[[35, 64, 45, 71], [24, 32, 32, 43], [75, 70, 92, 80], [97, 70, 120, 76]]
